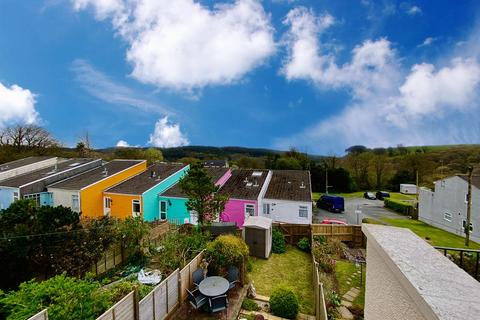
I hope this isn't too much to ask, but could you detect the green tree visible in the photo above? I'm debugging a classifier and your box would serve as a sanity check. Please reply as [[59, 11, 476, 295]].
[[275, 157, 302, 170], [179, 164, 229, 225], [143, 148, 163, 164]]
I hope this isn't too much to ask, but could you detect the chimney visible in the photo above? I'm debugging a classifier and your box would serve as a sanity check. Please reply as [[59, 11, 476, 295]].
[[300, 181, 306, 189]]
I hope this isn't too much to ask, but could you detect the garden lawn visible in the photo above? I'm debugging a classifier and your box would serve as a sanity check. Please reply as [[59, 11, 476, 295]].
[[249, 246, 314, 315], [335, 260, 365, 309], [380, 218, 480, 249]]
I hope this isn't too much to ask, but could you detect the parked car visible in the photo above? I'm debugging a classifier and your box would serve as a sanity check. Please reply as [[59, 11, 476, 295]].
[[364, 192, 376, 200], [321, 218, 347, 225], [317, 195, 345, 213], [376, 191, 390, 200]]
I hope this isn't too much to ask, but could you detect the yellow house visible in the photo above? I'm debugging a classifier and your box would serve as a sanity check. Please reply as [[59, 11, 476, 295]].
[[48, 159, 147, 218]]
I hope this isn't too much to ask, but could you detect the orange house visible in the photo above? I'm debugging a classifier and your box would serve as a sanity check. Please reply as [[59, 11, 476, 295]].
[[48, 159, 147, 218]]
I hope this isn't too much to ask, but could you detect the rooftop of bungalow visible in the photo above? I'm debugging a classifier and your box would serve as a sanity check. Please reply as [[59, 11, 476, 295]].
[[48, 159, 145, 190], [0, 156, 56, 173], [264, 170, 312, 202], [218, 169, 269, 200], [160, 167, 230, 198], [104, 162, 188, 195], [0, 158, 98, 188]]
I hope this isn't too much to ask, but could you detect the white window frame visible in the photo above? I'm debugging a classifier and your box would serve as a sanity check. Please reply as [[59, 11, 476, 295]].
[[13, 191, 19, 202], [299, 205, 308, 218], [245, 204, 255, 217], [263, 203, 270, 215], [132, 200, 141, 217], [465, 193, 469, 204], [24, 193, 41, 206], [71, 194, 80, 212], [104, 197, 112, 209], [159, 200, 167, 220], [443, 212, 452, 222]]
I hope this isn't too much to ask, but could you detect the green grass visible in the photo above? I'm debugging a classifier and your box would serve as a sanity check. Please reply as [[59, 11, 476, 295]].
[[249, 246, 314, 315], [335, 260, 365, 309], [380, 218, 480, 249], [389, 193, 416, 202]]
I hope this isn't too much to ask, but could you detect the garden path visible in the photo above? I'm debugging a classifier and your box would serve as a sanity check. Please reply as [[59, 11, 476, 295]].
[[337, 269, 362, 320]]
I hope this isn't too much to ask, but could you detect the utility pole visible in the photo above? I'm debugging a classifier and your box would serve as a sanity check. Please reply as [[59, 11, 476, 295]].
[[415, 170, 419, 219], [465, 166, 473, 246], [325, 167, 329, 194]]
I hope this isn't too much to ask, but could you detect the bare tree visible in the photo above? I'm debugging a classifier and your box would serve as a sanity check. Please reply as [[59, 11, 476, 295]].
[[0, 125, 58, 149]]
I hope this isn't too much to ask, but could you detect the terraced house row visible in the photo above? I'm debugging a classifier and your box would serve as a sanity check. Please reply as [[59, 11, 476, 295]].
[[0, 157, 312, 226]]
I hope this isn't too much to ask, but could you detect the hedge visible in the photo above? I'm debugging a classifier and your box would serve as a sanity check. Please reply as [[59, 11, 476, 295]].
[[384, 198, 413, 215]]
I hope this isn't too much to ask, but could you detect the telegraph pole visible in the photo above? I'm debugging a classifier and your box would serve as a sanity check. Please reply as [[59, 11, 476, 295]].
[[465, 166, 473, 246], [325, 167, 329, 194]]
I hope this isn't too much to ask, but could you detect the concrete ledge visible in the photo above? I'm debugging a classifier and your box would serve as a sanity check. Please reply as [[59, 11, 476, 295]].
[[362, 224, 480, 320]]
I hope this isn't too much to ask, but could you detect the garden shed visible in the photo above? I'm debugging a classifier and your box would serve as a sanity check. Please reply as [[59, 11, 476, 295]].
[[243, 216, 272, 259]]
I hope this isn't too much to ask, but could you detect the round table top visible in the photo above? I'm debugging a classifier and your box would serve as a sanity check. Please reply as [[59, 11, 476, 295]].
[[198, 276, 229, 297]]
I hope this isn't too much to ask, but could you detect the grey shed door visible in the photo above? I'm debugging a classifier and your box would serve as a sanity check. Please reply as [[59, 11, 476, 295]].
[[245, 228, 265, 258]]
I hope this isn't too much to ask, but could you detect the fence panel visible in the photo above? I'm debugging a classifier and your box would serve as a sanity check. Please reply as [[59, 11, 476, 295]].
[[138, 269, 179, 320], [178, 250, 205, 301], [27, 309, 48, 320], [96, 291, 136, 320], [312, 258, 328, 320], [311, 224, 363, 246], [273, 223, 311, 245]]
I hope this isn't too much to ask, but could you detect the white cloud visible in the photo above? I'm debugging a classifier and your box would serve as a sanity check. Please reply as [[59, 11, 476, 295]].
[[72, 0, 275, 91], [404, 4, 422, 16], [0, 82, 39, 127], [276, 8, 480, 152], [116, 139, 130, 147], [417, 37, 436, 47], [281, 7, 400, 99], [148, 117, 189, 148], [71, 59, 172, 115]]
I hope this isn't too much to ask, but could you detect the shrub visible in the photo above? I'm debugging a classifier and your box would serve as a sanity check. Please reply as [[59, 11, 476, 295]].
[[272, 228, 286, 254], [269, 286, 299, 319], [328, 291, 341, 307], [384, 198, 413, 215], [205, 235, 249, 272], [242, 298, 260, 311], [296, 237, 311, 252]]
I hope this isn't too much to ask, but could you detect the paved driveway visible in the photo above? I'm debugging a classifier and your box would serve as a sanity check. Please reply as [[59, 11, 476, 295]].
[[313, 197, 408, 225]]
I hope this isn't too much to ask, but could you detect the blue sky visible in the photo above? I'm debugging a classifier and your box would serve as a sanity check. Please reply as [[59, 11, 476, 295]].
[[1, 0, 479, 155]]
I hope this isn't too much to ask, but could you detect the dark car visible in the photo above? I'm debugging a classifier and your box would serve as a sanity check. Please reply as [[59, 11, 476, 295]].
[[317, 195, 345, 213], [376, 191, 390, 200], [364, 192, 376, 200]]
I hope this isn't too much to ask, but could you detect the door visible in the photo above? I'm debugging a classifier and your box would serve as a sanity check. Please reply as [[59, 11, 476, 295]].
[[159, 200, 167, 220], [104, 197, 112, 216], [245, 228, 265, 258]]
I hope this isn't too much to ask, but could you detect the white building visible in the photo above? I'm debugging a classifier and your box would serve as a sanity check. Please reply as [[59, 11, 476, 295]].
[[419, 175, 480, 243], [261, 170, 312, 224], [400, 183, 417, 195]]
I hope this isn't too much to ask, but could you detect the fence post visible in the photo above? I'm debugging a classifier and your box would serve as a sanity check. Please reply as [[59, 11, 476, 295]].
[[133, 286, 140, 320]]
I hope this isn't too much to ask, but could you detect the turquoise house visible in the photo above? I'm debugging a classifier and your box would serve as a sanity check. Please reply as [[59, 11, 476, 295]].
[[159, 167, 231, 224], [103, 162, 189, 221]]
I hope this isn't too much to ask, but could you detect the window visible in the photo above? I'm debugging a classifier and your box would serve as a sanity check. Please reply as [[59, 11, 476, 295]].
[[132, 200, 141, 217], [462, 220, 474, 232], [24, 193, 41, 207], [465, 193, 469, 204], [159, 200, 167, 220], [443, 212, 452, 222], [299, 206, 308, 218], [252, 171, 263, 177], [263, 203, 270, 215], [13, 191, 19, 202], [71, 195, 79, 212], [441, 180, 446, 188], [245, 204, 255, 216], [104, 197, 112, 209]]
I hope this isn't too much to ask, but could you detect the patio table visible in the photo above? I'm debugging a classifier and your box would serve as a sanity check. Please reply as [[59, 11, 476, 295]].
[[198, 276, 229, 297]]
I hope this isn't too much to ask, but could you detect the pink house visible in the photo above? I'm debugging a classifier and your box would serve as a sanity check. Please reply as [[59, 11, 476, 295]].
[[219, 169, 272, 228]]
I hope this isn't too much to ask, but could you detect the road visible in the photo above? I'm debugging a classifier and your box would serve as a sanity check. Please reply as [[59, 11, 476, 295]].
[[313, 197, 408, 225]]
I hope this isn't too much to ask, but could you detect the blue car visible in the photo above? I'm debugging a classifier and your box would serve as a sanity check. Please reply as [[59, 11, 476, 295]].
[[317, 195, 345, 213]]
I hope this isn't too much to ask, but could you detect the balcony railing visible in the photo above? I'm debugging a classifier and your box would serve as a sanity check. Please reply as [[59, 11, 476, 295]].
[[434, 246, 480, 281]]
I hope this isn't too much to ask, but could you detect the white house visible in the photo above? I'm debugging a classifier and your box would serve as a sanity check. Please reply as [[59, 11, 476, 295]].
[[261, 170, 312, 224], [419, 175, 480, 243]]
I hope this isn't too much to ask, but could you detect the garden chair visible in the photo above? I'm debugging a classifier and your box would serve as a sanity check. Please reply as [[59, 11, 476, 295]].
[[209, 294, 228, 313], [186, 288, 207, 310], [192, 268, 205, 287], [227, 266, 239, 290]]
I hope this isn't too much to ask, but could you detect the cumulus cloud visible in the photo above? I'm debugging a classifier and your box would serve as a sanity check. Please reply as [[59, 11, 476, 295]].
[[403, 4, 422, 16], [276, 7, 480, 152], [148, 117, 189, 148], [417, 37, 436, 47], [116, 139, 130, 147], [72, 0, 275, 91], [0, 82, 39, 127]]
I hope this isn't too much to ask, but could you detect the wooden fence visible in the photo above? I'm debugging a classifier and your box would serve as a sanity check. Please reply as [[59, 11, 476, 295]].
[[97, 291, 137, 320], [27, 309, 48, 320], [178, 250, 205, 301], [138, 269, 180, 320], [273, 223, 311, 245], [312, 258, 328, 320]]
